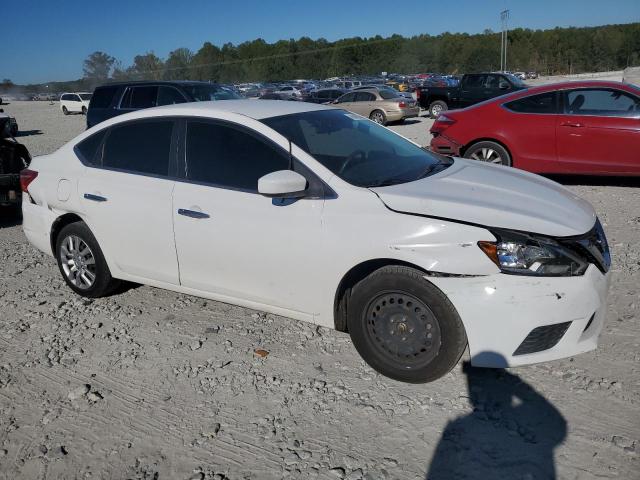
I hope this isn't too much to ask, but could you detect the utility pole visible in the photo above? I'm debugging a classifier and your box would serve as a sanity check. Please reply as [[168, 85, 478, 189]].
[[500, 9, 510, 72]]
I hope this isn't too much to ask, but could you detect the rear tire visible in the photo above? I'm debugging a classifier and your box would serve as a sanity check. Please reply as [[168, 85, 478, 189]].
[[428, 100, 448, 118], [81, 106, 87, 115], [347, 266, 467, 383], [463, 141, 512, 166], [369, 110, 387, 126], [62, 106, 69, 115], [55, 222, 120, 298]]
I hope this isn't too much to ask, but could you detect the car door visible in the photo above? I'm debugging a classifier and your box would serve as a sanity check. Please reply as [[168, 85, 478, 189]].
[[77, 118, 180, 284], [556, 87, 640, 174], [458, 74, 487, 107], [172, 118, 324, 316], [349, 92, 375, 116], [335, 92, 357, 111]]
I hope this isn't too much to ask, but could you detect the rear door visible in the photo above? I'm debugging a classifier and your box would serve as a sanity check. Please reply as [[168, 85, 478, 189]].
[[556, 87, 640, 174], [78, 118, 179, 284], [352, 92, 376, 116], [458, 74, 487, 107]]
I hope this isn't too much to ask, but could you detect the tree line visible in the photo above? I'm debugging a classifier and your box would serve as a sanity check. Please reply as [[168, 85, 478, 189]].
[[4, 22, 639, 93]]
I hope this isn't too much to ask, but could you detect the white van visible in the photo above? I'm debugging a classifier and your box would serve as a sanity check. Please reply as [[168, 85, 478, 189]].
[[60, 93, 92, 115]]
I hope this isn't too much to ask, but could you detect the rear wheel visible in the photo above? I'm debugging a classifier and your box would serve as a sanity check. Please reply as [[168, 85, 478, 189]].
[[463, 141, 512, 166], [55, 222, 120, 298], [428, 100, 448, 118], [62, 106, 69, 115], [81, 106, 87, 115], [347, 266, 467, 383], [369, 110, 387, 126]]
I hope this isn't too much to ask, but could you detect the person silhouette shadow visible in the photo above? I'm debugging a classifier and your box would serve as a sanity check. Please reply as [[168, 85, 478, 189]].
[[426, 356, 567, 480]]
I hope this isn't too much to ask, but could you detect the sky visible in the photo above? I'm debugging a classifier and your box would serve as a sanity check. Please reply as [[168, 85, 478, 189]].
[[2, 0, 639, 84]]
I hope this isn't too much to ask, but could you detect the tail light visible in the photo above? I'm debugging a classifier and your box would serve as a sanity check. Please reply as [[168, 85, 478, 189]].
[[430, 114, 456, 135], [415, 88, 421, 99], [398, 101, 407, 108], [20, 169, 38, 193]]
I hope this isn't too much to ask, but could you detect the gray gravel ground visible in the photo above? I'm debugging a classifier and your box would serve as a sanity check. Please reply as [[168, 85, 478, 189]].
[[0, 101, 638, 479]]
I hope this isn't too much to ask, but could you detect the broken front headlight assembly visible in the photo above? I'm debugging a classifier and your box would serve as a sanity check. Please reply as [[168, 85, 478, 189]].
[[478, 229, 589, 277]]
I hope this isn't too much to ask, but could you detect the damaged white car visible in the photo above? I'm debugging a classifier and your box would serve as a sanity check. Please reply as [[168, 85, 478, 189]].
[[21, 101, 611, 383]]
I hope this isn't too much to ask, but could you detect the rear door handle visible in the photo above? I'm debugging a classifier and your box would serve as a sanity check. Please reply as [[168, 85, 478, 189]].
[[560, 121, 584, 128], [84, 193, 107, 202], [178, 208, 210, 219]]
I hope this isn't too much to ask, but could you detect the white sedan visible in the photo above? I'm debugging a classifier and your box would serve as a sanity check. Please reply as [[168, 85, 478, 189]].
[[21, 100, 611, 383]]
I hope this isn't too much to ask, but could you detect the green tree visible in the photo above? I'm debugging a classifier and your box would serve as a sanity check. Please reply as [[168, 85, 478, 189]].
[[83, 51, 116, 80]]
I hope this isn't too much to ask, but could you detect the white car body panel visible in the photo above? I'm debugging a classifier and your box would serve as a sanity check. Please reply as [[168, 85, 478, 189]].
[[22, 100, 610, 368]]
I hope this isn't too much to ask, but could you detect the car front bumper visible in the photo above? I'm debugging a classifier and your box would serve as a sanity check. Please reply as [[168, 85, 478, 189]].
[[428, 264, 611, 367]]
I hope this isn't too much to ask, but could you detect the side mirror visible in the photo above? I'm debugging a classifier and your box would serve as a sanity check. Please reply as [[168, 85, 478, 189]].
[[258, 170, 308, 198]]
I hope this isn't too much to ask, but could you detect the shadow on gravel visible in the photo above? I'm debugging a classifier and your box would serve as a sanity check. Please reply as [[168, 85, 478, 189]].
[[15, 129, 43, 137], [426, 358, 567, 480], [546, 174, 640, 187], [0, 208, 22, 228], [397, 119, 423, 126]]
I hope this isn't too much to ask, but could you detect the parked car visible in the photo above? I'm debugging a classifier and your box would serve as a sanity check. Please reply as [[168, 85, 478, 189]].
[[21, 100, 611, 383], [333, 89, 419, 125], [60, 92, 92, 115], [259, 92, 299, 101], [304, 88, 347, 104], [527, 72, 539, 79], [86, 81, 243, 128], [353, 85, 413, 100], [417, 72, 527, 118], [0, 110, 30, 211], [0, 109, 18, 136], [430, 81, 640, 175], [272, 85, 303, 99]]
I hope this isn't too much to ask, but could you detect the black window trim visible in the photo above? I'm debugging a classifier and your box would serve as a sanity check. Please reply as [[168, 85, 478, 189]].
[[177, 116, 333, 199], [116, 84, 184, 111], [560, 87, 640, 118], [501, 90, 561, 115], [74, 117, 180, 180]]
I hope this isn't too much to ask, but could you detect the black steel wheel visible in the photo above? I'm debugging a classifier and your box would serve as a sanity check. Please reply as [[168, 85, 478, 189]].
[[347, 266, 467, 383]]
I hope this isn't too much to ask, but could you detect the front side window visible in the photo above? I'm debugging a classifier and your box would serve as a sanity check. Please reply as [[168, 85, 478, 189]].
[[565, 89, 640, 116], [504, 92, 558, 114], [102, 120, 173, 176], [263, 109, 450, 188], [185, 121, 289, 191]]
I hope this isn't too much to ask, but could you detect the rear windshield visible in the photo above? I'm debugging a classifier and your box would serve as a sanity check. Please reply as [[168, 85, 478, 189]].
[[379, 90, 399, 100], [89, 86, 118, 109]]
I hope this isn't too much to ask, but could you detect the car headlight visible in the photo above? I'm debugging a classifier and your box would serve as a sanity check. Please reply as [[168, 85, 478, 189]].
[[478, 229, 589, 276]]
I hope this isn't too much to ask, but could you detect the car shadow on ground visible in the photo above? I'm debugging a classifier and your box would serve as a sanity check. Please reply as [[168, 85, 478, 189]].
[[0, 209, 22, 228], [15, 129, 43, 137], [425, 357, 567, 480], [396, 119, 422, 126], [547, 174, 640, 187]]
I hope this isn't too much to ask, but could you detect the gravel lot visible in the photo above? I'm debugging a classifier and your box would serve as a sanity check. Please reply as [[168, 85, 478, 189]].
[[0, 101, 638, 480]]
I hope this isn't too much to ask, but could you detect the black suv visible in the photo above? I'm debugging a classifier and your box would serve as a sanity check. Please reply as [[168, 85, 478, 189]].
[[86, 81, 242, 128]]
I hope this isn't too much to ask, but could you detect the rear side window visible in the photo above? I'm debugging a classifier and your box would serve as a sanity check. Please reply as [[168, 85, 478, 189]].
[[186, 121, 289, 191], [120, 86, 159, 109], [463, 75, 486, 88], [90, 86, 118, 109], [75, 129, 107, 165], [504, 92, 558, 114], [102, 121, 173, 176]]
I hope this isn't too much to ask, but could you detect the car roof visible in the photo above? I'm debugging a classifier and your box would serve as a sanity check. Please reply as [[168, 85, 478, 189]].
[[121, 99, 336, 121], [525, 80, 632, 92], [95, 80, 224, 88]]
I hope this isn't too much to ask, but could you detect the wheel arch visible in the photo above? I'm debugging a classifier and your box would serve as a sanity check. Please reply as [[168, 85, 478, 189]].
[[461, 137, 514, 165], [50, 212, 84, 254], [333, 258, 430, 332]]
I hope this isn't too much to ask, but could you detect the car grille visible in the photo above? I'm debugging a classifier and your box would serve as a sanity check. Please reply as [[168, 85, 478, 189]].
[[562, 219, 611, 274], [513, 321, 572, 356]]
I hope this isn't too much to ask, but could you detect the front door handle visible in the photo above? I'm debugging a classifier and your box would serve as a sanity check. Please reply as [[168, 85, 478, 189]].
[[84, 193, 107, 202], [178, 208, 210, 219], [560, 121, 584, 128]]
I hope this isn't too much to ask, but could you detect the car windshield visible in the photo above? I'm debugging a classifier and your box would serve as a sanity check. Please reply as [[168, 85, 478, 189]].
[[79, 93, 92, 100], [262, 109, 451, 187], [181, 84, 242, 101]]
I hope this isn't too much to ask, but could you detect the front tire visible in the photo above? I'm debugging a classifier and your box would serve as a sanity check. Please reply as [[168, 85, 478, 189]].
[[82, 106, 87, 115], [369, 110, 387, 126], [347, 266, 467, 383], [62, 106, 69, 115], [463, 141, 512, 166], [55, 222, 120, 298]]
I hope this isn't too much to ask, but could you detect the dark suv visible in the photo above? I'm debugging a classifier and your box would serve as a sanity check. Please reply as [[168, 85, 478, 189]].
[[86, 81, 243, 128]]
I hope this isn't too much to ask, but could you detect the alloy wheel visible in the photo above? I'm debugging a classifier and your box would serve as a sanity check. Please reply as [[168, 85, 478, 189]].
[[470, 147, 503, 164], [59, 235, 97, 289], [371, 112, 385, 124]]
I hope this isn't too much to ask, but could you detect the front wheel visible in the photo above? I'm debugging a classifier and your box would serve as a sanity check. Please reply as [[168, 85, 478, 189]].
[[62, 106, 69, 115], [463, 141, 512, 166], [55, 222, 120, 298], [347, 266, 467, 383], [369, 110, 387, 126], [82, 106, 87, 115]]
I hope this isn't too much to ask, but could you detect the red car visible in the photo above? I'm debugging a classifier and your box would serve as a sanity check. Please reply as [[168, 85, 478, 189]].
[[430, 81, 640, 175]]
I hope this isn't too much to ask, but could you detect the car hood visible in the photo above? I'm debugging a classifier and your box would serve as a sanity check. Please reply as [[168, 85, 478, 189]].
[[370, 158, 596, 237]]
